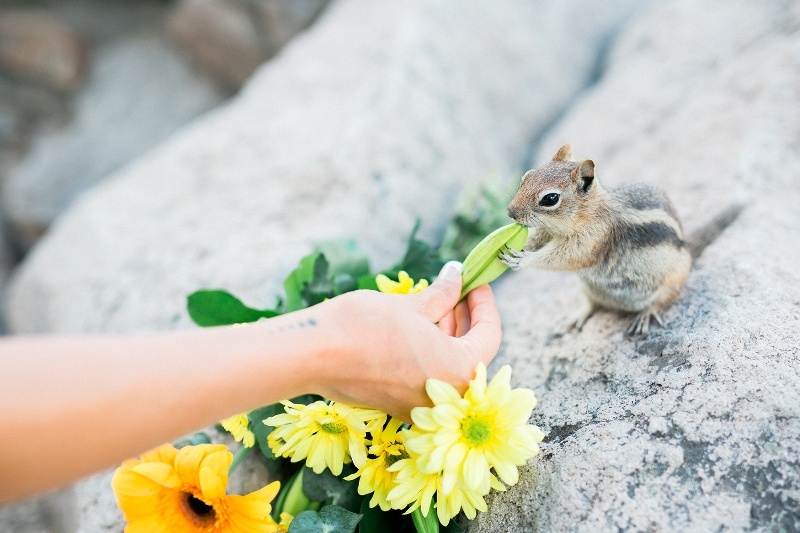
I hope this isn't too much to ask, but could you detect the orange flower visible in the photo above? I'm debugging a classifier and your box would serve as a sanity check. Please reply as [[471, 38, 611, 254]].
[[112, 443, 281, 532]]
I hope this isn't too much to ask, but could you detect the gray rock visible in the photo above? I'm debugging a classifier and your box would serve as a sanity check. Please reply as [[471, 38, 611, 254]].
[[0, 208, 13, 333], [169, 0, 329, 90], [0, 101, 23, 146], [168, 0, 266, 90], [0, 10, 86, 92], [45, 0, 172, 46], [471, 0, 800, 531], [0, 489, 76, 533], [249, 0, 330, 56], [0, 0, 639, 530], [1, 35, 225, 249], [6, 0, 637, 336]]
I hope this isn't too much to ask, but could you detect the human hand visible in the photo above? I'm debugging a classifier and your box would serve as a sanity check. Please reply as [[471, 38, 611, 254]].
[[312, 262, 503, 422]]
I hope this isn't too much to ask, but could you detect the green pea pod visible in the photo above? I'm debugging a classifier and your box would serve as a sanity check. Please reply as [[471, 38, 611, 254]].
[[459, 223, 528, 300]]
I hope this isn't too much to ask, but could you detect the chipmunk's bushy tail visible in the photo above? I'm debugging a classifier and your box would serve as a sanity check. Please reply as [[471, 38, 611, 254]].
[[686, 203, 745, 260]]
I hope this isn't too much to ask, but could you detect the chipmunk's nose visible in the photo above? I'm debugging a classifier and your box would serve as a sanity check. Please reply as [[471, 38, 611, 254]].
[[507, 204, 520, 220]]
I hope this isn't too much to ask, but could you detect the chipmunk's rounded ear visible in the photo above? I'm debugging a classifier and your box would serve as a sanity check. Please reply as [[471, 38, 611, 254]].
[[552, 143, 573, 162], [572, 159, 595, 192]]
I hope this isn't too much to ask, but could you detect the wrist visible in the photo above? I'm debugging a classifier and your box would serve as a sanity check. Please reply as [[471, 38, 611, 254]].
[[288, 298, 355, 400], [211, 305, 338, 407], [303, 292, 373, 401]]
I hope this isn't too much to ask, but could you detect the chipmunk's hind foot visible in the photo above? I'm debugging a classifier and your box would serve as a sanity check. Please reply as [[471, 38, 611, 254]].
[[626, 310, 664, 338], [551, 304, 596, 338]]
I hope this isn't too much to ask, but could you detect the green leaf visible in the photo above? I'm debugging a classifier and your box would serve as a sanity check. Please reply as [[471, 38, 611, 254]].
[[314, 239, 370, 279], [284, 252, 322, 312], [302, 254, 335, 307], [441, 520, 464, 533], [291, 394, 326, 406], [357, 274, 379, 291], [173, 432, 211, 448], [276, 468, 320, 521], [359, 499, 416, 533], [411, 506, 440, 533], [187, 290, 280, 327], [248, 404, 284, 460], [333, 273, 357, 295], [302, 464, 363, 513], [393, 220, 444, 283], [288, 505, 362, 533]]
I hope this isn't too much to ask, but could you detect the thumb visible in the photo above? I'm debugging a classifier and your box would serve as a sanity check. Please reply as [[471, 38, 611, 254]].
[[412, 261, 463, 322]]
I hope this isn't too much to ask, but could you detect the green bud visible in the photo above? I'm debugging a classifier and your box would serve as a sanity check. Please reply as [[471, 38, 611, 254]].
[[459, 223, 528, 300]]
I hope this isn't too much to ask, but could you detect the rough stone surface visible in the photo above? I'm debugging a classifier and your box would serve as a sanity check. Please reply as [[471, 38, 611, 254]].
[[251, 0, 330, 56], [1, 34, 224, 249], [0, 207, 12, 332], [168, 0, 265, 90], [0, 0, 638, 530], [470, 0, 800, 531], [6, 0, 636, 336], [169, 0, 329, 90]]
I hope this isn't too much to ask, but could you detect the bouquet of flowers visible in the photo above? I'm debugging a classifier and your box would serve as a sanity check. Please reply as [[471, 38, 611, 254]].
[[111, 188, 544, 533]]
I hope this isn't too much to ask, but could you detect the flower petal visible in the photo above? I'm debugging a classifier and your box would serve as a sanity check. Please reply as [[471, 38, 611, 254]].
[[199, 465, 226, 500], [425, 379, 461, 405], [130, 462, 181, 489]]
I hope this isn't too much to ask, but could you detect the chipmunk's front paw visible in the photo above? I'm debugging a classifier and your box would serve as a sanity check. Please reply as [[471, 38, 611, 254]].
[[498, 246, 527, 270]]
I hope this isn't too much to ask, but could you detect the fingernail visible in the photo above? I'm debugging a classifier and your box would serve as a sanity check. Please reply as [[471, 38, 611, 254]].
[[439, 261, 463, 281]]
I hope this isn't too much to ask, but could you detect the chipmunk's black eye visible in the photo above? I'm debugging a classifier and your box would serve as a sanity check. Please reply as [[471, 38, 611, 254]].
[[539, 192, 560, 207]]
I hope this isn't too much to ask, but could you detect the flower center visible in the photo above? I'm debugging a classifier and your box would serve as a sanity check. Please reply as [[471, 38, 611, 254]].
[[318, 420, 347, 434], [461, 417, 492, 447], [181, 491, 217, 527], [383, 446, 409, 467]]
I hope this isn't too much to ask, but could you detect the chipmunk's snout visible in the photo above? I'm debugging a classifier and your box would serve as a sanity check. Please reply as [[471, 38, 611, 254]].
[[507, 203, 522, 221]]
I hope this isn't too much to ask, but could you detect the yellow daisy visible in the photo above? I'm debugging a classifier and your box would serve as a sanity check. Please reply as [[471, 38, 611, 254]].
[[406, 364, 544, 496], [375, 271, 429, 294], [264, 400, 385, 476], [273, 512, 294, 532], [344, 417, 408, 511], [220, 412, 255, 448], [112, 442, 282, 533], [385, 436, 500, 526]]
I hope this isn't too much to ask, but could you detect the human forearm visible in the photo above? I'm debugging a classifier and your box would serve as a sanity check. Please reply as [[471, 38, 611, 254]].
[[0, 305, 332, 502], [0, 265, 502, 503]]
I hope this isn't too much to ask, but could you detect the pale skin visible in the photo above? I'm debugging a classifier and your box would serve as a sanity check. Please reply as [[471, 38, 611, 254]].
[[0, 263, 501, 504]]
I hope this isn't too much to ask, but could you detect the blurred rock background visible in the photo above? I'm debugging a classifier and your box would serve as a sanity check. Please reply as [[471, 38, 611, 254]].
[[0, 0, 327, 322], [0, 0, 798, 531]]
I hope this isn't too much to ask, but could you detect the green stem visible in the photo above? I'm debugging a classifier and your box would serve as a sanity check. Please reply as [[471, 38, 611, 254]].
[[411, 505, 440, 533], [228, 445, 252, 474], [273, 468, 320, 521]]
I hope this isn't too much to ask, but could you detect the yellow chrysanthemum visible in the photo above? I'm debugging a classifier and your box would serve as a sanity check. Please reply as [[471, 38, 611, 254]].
[[385, 436, 499, 526], [344, 417, 408, 511], [220, 412, 255, 448], [265, 400, 385, 475], [273, 512, 294, 532], [406, 364, 544, 496], [375, 271, 429, 294], [112, 443, 282, 533]]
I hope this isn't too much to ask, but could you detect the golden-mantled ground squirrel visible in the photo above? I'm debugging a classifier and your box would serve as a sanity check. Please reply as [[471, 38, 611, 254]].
[[500, 143, 692, 336]]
